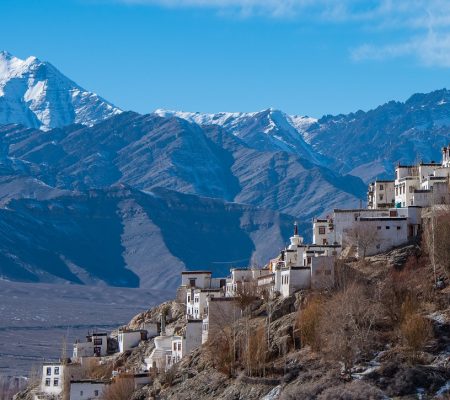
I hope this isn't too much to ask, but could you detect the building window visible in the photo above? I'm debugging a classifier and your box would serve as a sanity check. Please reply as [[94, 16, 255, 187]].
[[80, 390, 84, 396], [379, 194, 384, 201], [187, 295, 191, 302], [397, 226, 401, 230], [94, 390, 99, 396], [322, 239, 328, 245], [94, 338, 103, 346], [54, 367, 59, 375], [380, 184, 384, 190], [178, 343, 181, 351], [194, 297, 199, 303], [173, 343, 177, 351], [377, 226, 381, 230], [409, 186, 414, 193], [319, 226, 325, 235], [46, 367, 51, 376], [386, 226, 390, 229], [53, 379, 59, 386], [376, 244, 381, 250], [189, 278, 196, 287], [45, 379, 51, 386]]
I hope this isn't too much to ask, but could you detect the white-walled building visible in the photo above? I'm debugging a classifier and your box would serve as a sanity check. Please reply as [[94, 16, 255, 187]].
[[73, 332, 108, 360], [69, 380, 109, 400], [367, 180, 395, 209], [186, 288, 223, 319], [352, 217, 409, 256], [257, 224, 340, 298], [313, 206, 422, 257], [117, 329, 147, 353], [393, 151, 450, 208], [167, 320, 203, 368], [39, 362, 65, 397], [36, 361, 82, 399], [225, 268, 266, 297]]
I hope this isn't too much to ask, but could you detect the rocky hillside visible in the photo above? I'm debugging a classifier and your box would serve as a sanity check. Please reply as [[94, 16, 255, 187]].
[[0, 51, 121, 130], [106, 244, 450, 400]]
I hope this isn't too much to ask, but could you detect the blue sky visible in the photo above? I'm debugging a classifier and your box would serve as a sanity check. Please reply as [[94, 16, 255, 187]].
[[2, 0, 450, 117]]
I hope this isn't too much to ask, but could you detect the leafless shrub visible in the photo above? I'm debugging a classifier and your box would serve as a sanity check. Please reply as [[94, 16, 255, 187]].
[[100, 377, 134, 400], [316, 379, 385, 400], [205, 325, 234, 376], [296, 297, 323, 351], [400, 313, 433, 359], [423, 208, 450, 278], [318, 283, 380, 373], [381, 255, 431, 327], [242, 322, 267, 377], [80, 358, 114, 380], [234, 278, 258, 316]]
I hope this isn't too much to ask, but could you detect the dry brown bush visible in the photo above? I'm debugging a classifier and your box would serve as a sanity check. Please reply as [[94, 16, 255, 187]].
[[296, 297, 323, 351], [318, 283, 380, 373], [423, 208, 450, 278], [81, 358, 114, 380], [242, 322, 267, 377], [205, 325, 235, 377], [100, 377, 134, 400], [381, 255, 431, 328], [400, 313, 433, 358]]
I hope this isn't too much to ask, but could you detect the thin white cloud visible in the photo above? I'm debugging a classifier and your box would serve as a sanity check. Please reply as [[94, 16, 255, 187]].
[[116, 0, 450, 67], [352, 30, 450, 67]]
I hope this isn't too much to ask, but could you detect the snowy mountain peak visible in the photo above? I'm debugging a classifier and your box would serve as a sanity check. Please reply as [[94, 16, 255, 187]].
[[153, 108, 324, 165], [0, 51, 122, 130]]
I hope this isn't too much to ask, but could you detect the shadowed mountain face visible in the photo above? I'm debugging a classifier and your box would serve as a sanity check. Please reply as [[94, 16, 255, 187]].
[[0, 186, 296, 289], [0, 112, 366, 219]]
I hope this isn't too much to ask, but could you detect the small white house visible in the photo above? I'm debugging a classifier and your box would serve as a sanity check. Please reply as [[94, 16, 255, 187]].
[[73, 341, 94, 360], [40, 362, 65, 396], [117, 329, 147, 353], [69, 380, 109, 400], [73, 332, 108, 359], [187, 288, 223, 319], [367, 180, 395, 209]]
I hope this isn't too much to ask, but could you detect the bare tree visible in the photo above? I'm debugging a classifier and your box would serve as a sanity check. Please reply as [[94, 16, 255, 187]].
[[346, 222, 380, 259], [401, 313, 433, 360], [295, 296, 323, 351], [318, 283, 380, 374], [423, 207, 450, 279]]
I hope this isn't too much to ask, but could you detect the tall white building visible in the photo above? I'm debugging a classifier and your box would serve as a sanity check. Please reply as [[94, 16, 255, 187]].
[[367, 180, 395, 209]]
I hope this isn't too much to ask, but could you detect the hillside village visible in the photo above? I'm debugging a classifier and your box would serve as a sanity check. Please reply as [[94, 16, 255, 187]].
[[14, 147, 450, 400]]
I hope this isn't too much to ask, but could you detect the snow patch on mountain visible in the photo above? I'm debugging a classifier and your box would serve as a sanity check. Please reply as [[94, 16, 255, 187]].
[[0, 51, 121, 130], [154, 108, 326, 166]]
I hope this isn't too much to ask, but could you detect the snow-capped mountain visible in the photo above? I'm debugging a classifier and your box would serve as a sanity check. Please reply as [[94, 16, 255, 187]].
[[0, 51, 121, 130], [154, 108, 325, 166]]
